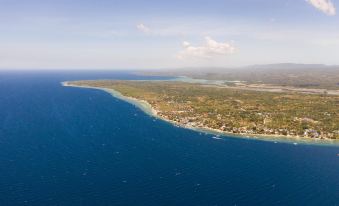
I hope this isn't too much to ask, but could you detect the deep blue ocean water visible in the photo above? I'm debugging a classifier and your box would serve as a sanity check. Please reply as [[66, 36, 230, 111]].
[[0, 71, 338, 206]]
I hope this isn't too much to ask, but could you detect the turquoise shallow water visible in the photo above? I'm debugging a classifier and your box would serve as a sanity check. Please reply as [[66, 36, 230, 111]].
[[0, 71, 338, 205]]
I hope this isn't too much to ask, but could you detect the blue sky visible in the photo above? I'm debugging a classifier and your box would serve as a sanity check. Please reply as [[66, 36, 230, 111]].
[[0, 0, 338, 69]]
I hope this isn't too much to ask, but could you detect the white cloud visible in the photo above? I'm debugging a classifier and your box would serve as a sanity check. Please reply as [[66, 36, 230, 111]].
[[307, 0, 336, 16], [136, 23, 151, 33], [177, 37, 236, 59]]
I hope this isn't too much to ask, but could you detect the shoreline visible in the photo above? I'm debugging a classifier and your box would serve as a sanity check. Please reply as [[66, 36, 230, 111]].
[[62, 81, 339, 147]]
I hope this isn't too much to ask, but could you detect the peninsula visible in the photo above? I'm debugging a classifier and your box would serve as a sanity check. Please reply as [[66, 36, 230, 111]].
[[64, 80, 339, 140]]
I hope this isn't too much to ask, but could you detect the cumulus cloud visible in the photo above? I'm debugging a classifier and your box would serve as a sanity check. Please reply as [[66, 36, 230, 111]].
[[177, 37, 236, 59], [136, 23, 151, 33], [307, 0, 336, 16]]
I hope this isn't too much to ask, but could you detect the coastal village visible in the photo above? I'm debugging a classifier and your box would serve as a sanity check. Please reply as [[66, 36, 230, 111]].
[[149, 100, 338, 139], [68, 80, 339, 140]]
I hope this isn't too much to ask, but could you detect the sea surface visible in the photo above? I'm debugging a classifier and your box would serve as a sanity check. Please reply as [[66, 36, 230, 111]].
[[0, 71, 338, 206]]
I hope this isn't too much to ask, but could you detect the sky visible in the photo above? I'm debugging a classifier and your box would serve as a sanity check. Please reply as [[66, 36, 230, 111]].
[[0, 0, 338, 69]]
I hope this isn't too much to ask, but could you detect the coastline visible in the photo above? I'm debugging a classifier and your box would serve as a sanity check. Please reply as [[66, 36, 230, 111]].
[[62, 81, 339, 146], [62, 81, 158, 117]]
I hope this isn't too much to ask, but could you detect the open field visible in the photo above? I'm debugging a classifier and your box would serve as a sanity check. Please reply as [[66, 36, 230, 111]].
[[68, 80, 339, 140], [175, 76, 339, 96], [141, 64, 339, 90]]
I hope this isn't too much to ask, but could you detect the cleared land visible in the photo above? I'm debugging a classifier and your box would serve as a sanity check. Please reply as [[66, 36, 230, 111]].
[[68, 80, 339, 140]]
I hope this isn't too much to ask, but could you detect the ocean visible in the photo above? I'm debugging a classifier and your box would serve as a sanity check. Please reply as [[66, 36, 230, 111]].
[[0, 71, 338, 205]]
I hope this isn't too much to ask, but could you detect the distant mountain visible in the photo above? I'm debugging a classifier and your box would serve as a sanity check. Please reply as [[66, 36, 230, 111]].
[[151, 63, 339, 73], [243, 63, 339, 70]]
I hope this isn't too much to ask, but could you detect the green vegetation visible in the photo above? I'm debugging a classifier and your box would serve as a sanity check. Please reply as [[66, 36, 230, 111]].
[[69, 80, 339, 139]]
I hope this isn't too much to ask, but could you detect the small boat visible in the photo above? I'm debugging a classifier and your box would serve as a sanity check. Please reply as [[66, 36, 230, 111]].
[[212, 136, 222, 140]]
